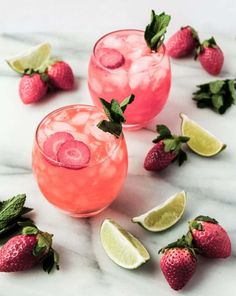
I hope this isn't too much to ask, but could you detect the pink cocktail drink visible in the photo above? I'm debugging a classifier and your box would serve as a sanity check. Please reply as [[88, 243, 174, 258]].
[[32, 105, 128, 217], [88, 29, 171, 129]]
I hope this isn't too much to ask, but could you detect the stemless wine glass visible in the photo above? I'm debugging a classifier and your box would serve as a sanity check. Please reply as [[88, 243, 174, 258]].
[[88, 29, 171, 130], [32, 104, 128, 217]]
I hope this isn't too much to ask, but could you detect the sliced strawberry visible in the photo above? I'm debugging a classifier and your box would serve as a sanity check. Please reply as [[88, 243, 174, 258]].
[[57, 140, 91, 169], [43, 132, 74, 161], [99, 48, 125, 69]]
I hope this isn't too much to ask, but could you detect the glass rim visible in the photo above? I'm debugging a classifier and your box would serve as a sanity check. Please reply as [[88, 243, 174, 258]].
[[92, 29, 167, 73], [34, 104, 124, 168]]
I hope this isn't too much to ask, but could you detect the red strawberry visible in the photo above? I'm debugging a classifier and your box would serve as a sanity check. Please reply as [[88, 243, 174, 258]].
[[19, 73, 48, 104], [0, 235, 38, 272], [166, 26, 199, 58], [99, 48, 125, 69], [0, 226, 59, 273], [159, 236, 197, 290], [57, 140, 91, 169], [189, 215, 231, 258], [47, 61, 74, 90], [196, 37, 224, 75], [144, 125, 189, 171]]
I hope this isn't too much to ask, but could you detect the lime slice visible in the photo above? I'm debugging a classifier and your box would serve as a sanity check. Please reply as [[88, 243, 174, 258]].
[[6, 42, 51, 74], [180, 113, 226, 157], [132, 191, 186, 232], [100, 219, 150, 269]]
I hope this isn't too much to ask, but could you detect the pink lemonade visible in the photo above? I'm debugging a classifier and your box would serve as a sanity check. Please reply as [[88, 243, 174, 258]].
[[32, 105, 128, 217], [88, 29, 171, 129]]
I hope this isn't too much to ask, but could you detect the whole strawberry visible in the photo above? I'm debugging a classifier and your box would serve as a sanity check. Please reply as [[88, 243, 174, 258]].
[[189, 215, 231, 258], [166, 26, 199, 58], [144, 125, 189, 171], [47, 61, 74, 90], [159, 236, 197, 290], [19, 73, 48, 104], [0, 226, 59, 273], [196, 37, 224, 75]]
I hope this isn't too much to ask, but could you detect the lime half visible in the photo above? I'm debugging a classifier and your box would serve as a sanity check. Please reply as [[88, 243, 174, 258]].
[[100, 219, 150, 269], [180, 113, 226, 157], [132, 191, 186, 232], [6, 42, 51, 74]]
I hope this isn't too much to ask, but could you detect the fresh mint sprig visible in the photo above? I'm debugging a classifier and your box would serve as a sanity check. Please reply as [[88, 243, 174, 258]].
[[97, 94, 135, 138], [144, 10, 171, 52], [0, 194, 34, 244], [193, 79, 236, 114]]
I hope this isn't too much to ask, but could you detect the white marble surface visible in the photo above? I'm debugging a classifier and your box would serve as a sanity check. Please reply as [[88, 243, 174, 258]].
[[0, 32, 236, 296]]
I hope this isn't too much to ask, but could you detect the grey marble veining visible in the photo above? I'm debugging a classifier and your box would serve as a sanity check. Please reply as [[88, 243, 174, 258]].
[[0, 33, 236, 296]]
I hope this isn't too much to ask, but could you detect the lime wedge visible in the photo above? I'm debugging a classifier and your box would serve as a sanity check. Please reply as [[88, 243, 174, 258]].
[[100, 219, 150, 269], [180, 113, 226, 157], [6, 42, 51, 74], [132, 191, 186, 232]]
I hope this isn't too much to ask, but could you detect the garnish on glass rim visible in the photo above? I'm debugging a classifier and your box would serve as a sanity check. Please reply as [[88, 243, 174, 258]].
[[97, 94, 135, 137], [144, 10, 171, 52], [192, 79, 236, 114]]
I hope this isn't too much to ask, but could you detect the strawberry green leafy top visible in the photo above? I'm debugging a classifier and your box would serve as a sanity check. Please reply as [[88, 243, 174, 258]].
[[97, 94, 135, 137], [158, 233, 197, 257], [144, 10, 171, 52], [153, 125, 190, 166]]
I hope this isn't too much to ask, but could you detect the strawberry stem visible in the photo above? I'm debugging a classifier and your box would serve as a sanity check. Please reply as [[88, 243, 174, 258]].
[[158, 234, 197, 257]]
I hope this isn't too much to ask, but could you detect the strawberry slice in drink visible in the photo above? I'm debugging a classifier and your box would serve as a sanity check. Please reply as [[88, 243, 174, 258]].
[[57, 140, 91, 169], [43, 132, 74, 161], [99, 48, 125, 69]]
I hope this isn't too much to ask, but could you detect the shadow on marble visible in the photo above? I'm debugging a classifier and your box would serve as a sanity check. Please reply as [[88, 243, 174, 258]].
[[35, 77, 81, 107]]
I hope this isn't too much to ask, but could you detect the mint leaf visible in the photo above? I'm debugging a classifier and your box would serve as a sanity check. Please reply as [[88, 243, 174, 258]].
[[97, 95, 135, 137], [228, 80, 236, 101], [99, 98, 113, 121], [192, 92, 211, 100], [145, 10, 171, 51], [0, 194, 26, 221], [193, 79, 236, 114], [111, 99, 125, 123], [209, 80, 225, 94], [120, 94, 135, 112], [97, 120, 122, 138], [212, 94, 224, 109]]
